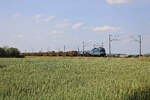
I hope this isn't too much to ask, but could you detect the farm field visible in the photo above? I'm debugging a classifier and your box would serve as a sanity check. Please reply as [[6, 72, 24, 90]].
[[0, 57, 150, 100]]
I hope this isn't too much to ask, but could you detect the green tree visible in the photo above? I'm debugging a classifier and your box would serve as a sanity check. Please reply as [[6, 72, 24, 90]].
[[6, 48, 20, 57], [0, 48, 6, 57]]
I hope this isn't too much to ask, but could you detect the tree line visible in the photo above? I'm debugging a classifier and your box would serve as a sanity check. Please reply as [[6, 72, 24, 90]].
[[0, 47, 23, 57]]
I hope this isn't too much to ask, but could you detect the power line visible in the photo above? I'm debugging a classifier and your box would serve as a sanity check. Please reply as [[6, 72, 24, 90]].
[[132, 35, 142, 57], [83, 41, 85, 56], [108, 34, 120, 56], [139, 35, 142, 56], [64, 45, 66, 52], [101, 42, 104, 48], [109, 34, 112, 56], [64, 45, 66, 56]]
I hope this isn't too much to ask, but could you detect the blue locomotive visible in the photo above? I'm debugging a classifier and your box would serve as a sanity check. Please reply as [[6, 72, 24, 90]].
[[91, 47, 106, 57]]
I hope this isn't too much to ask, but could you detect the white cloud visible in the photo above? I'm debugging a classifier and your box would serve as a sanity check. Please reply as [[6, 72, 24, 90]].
[[35, 14, 41, 19], [63, 18, 70, 22], [44, 16, 56, 22], [83, 26, 93, 30], [48, 30, 64, 36], [35, 14, 56, 24], [93, 26, 121, 32], [10, 34, 24, 38], [13, 13, 21, 17], [16, 34, 24, 38], [0, 40, 15, 47], [106, 0, 130, 4], [55, 23, 70, 28], [72, 23, 83, 29], [33, 36, 42, 40]]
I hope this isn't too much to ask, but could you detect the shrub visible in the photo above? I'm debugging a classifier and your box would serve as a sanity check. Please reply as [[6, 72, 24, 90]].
[[6, 48, 20, 57], [107, 54, 120, 58], [143, 54, 150, 57], [0, 47, 21, 57], [0, 48, 7, 57], [127, 55, 139, 58]]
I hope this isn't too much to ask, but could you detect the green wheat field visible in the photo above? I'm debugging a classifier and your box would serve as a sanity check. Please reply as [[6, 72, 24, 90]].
[[0, 57, 150, 100]]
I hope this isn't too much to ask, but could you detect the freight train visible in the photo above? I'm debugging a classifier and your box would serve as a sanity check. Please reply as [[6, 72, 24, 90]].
[[20, 51, 78, 57], [20, 47, 106, 57]]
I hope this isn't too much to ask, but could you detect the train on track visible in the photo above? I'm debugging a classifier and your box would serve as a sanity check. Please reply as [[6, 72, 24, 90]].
[[20, 47, 106, 57]]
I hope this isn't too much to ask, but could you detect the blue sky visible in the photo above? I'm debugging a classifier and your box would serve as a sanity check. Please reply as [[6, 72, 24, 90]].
[[0, 0, 150, 54]]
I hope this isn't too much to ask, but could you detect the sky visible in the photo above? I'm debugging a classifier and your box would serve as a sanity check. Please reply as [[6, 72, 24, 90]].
[[0, 0, 150, 54]]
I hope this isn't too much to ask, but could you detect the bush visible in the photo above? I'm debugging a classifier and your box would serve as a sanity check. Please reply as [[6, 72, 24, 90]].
[[0, 47, 21, 57], [107, 54, 120, 58], [0, 48, 7, 57], [6, 48, 20, 57], [143, 54, 150, 57], [127, 55, 139, 58]]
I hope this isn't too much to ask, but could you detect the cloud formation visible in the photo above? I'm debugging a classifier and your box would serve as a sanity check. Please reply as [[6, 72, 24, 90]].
[[35, 14, 56, 24], [55, 23, 70, 28], [72, 23, 83, 29], [106, 0, 130, 4], [93, 26, 121, 32], [16, 34, 24, 38], [13, 13, 21, 17], [48, 30, 64, 36]]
